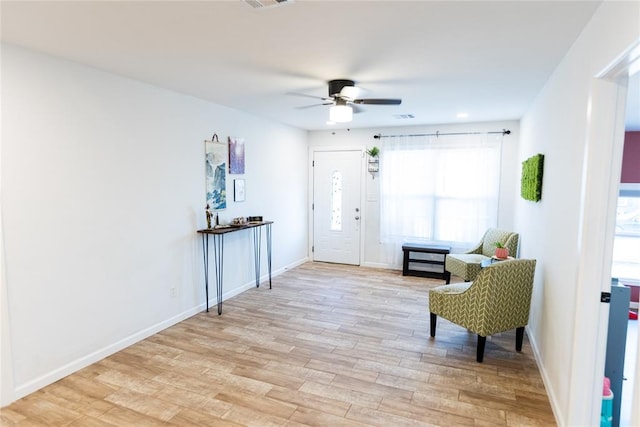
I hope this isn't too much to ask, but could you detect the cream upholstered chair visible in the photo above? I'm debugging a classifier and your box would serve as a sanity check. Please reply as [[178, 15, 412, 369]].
[[429, 258, 536, 362], [444, 228, 519, 283]]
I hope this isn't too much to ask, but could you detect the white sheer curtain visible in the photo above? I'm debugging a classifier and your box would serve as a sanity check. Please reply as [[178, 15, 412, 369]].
[[379, 132, 502, 249]]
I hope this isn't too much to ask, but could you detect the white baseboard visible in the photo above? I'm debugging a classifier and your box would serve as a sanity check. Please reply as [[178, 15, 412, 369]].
[[361, 261, 400, 270], [526, 326, 562, 426], [13, 304, 202, 403], [11, 256, 310, 405], [283, 256, 310, 271], [214, 257, 308, 308]]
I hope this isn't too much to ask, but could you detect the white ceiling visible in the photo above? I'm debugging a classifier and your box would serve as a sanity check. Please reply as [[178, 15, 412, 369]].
[[4, 0, 636, 132]]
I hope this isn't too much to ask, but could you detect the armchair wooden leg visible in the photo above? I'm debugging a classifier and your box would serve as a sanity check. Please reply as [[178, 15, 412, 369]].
[[430, 313, 437, 337], [445, 271, 451, 284], [476, 335, 486, 362], [516, 326, 525, 351]]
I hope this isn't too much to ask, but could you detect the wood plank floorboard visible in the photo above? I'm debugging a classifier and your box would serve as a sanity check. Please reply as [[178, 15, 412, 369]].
[[1, 262, 555, 426]]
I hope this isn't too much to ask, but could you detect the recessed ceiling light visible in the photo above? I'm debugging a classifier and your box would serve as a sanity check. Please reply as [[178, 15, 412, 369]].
[[244, 0, 294, 9], [456, 112, 469, 119]]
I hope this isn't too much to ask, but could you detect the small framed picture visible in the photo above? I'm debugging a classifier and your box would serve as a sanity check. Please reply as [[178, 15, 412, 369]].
[[228, 136, 245, 174], [234, 179, 245, 202]]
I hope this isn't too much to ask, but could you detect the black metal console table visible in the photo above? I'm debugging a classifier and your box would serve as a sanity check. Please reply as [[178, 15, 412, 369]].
[[197, 221, 273, 315]]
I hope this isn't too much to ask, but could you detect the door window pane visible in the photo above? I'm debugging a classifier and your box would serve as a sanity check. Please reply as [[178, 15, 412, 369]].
[[331, 171, 342, 231]]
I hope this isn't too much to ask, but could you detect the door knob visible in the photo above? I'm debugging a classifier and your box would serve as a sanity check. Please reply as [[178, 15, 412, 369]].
[[355, 216, 360, 220]]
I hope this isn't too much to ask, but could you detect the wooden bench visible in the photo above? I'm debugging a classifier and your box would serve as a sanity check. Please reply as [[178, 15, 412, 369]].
[[402, 243, 451, 282]]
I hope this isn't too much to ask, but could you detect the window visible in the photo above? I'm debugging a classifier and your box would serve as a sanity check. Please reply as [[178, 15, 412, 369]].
[[612, 183, 640, 280], [380, 133, 502, 247]]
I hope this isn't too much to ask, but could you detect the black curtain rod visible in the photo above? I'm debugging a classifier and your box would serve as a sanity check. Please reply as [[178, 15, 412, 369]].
[[373, 129, 511, 139]]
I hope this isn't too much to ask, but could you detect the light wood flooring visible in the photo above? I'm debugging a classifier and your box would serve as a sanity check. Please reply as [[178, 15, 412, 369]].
[[1, 262, 555, 426]]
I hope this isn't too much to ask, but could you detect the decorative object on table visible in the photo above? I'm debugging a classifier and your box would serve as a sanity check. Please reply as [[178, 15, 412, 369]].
[[205, 134, 227, 210], [494, 241, 509, 259], [521, 153, 544, 202], [232, 217, 247, 225], [228, 136, 245, 174], [234, 178, 245, 202], [480, 256, 515, 268], [366, 146, 380, 175], [248, 216, 263, 222], [205, 204, 213, 229]]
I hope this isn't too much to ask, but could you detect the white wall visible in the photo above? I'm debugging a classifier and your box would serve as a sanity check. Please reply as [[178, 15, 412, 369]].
[[0, 44, 309, 405], [516, 1, 640, 425], [308, 121, 520, 268]]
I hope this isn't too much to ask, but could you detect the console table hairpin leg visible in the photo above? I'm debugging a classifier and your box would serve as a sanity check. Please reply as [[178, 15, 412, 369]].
[[201, 233, 209, 311], [200, 232, 224, 314], [266, 223, 272, 289], [253, 226, 261, 288], [251, 222, 273, 289], [212, 234, 224, 314]]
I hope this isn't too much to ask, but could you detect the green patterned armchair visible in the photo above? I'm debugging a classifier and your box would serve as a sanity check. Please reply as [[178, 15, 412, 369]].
[[429, 258, 536, 362], [444, 228, 519, 283]]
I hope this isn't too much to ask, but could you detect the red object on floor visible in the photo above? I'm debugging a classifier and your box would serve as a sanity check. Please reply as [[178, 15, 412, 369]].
[[630, 311, 638, 320]]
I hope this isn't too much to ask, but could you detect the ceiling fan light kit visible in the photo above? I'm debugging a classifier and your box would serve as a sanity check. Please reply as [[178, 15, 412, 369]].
[[330, 104, 353, 123]]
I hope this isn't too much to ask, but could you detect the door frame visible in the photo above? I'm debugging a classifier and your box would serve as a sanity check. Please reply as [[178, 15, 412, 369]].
[[308, 145, 366, 265], [568, 41, 639, 426]]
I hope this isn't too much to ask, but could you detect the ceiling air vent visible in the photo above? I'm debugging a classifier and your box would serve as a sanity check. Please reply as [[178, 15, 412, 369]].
[[244, 0, 294, 10], [393, 114, 415, 120]]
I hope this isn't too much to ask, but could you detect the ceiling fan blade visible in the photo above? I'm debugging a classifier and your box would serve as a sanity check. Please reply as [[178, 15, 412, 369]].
[[287, 92, 332, 102], [351, 104, 364, 114], [353, 98, 402, 105], [295, 102, 333, 110]]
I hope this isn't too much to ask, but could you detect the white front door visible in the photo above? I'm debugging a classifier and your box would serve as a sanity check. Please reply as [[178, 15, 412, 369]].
[[313, 150, 362, 265]]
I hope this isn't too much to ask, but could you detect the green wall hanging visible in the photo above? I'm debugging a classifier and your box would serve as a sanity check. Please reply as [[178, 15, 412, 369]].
[[521, 153, 544, 202]]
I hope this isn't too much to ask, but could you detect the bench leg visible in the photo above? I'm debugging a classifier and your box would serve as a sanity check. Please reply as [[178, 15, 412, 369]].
[[402, 251, 409, 276]]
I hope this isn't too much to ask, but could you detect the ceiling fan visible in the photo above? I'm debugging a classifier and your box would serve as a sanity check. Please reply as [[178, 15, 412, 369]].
[[293, 79, 402, 123]]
